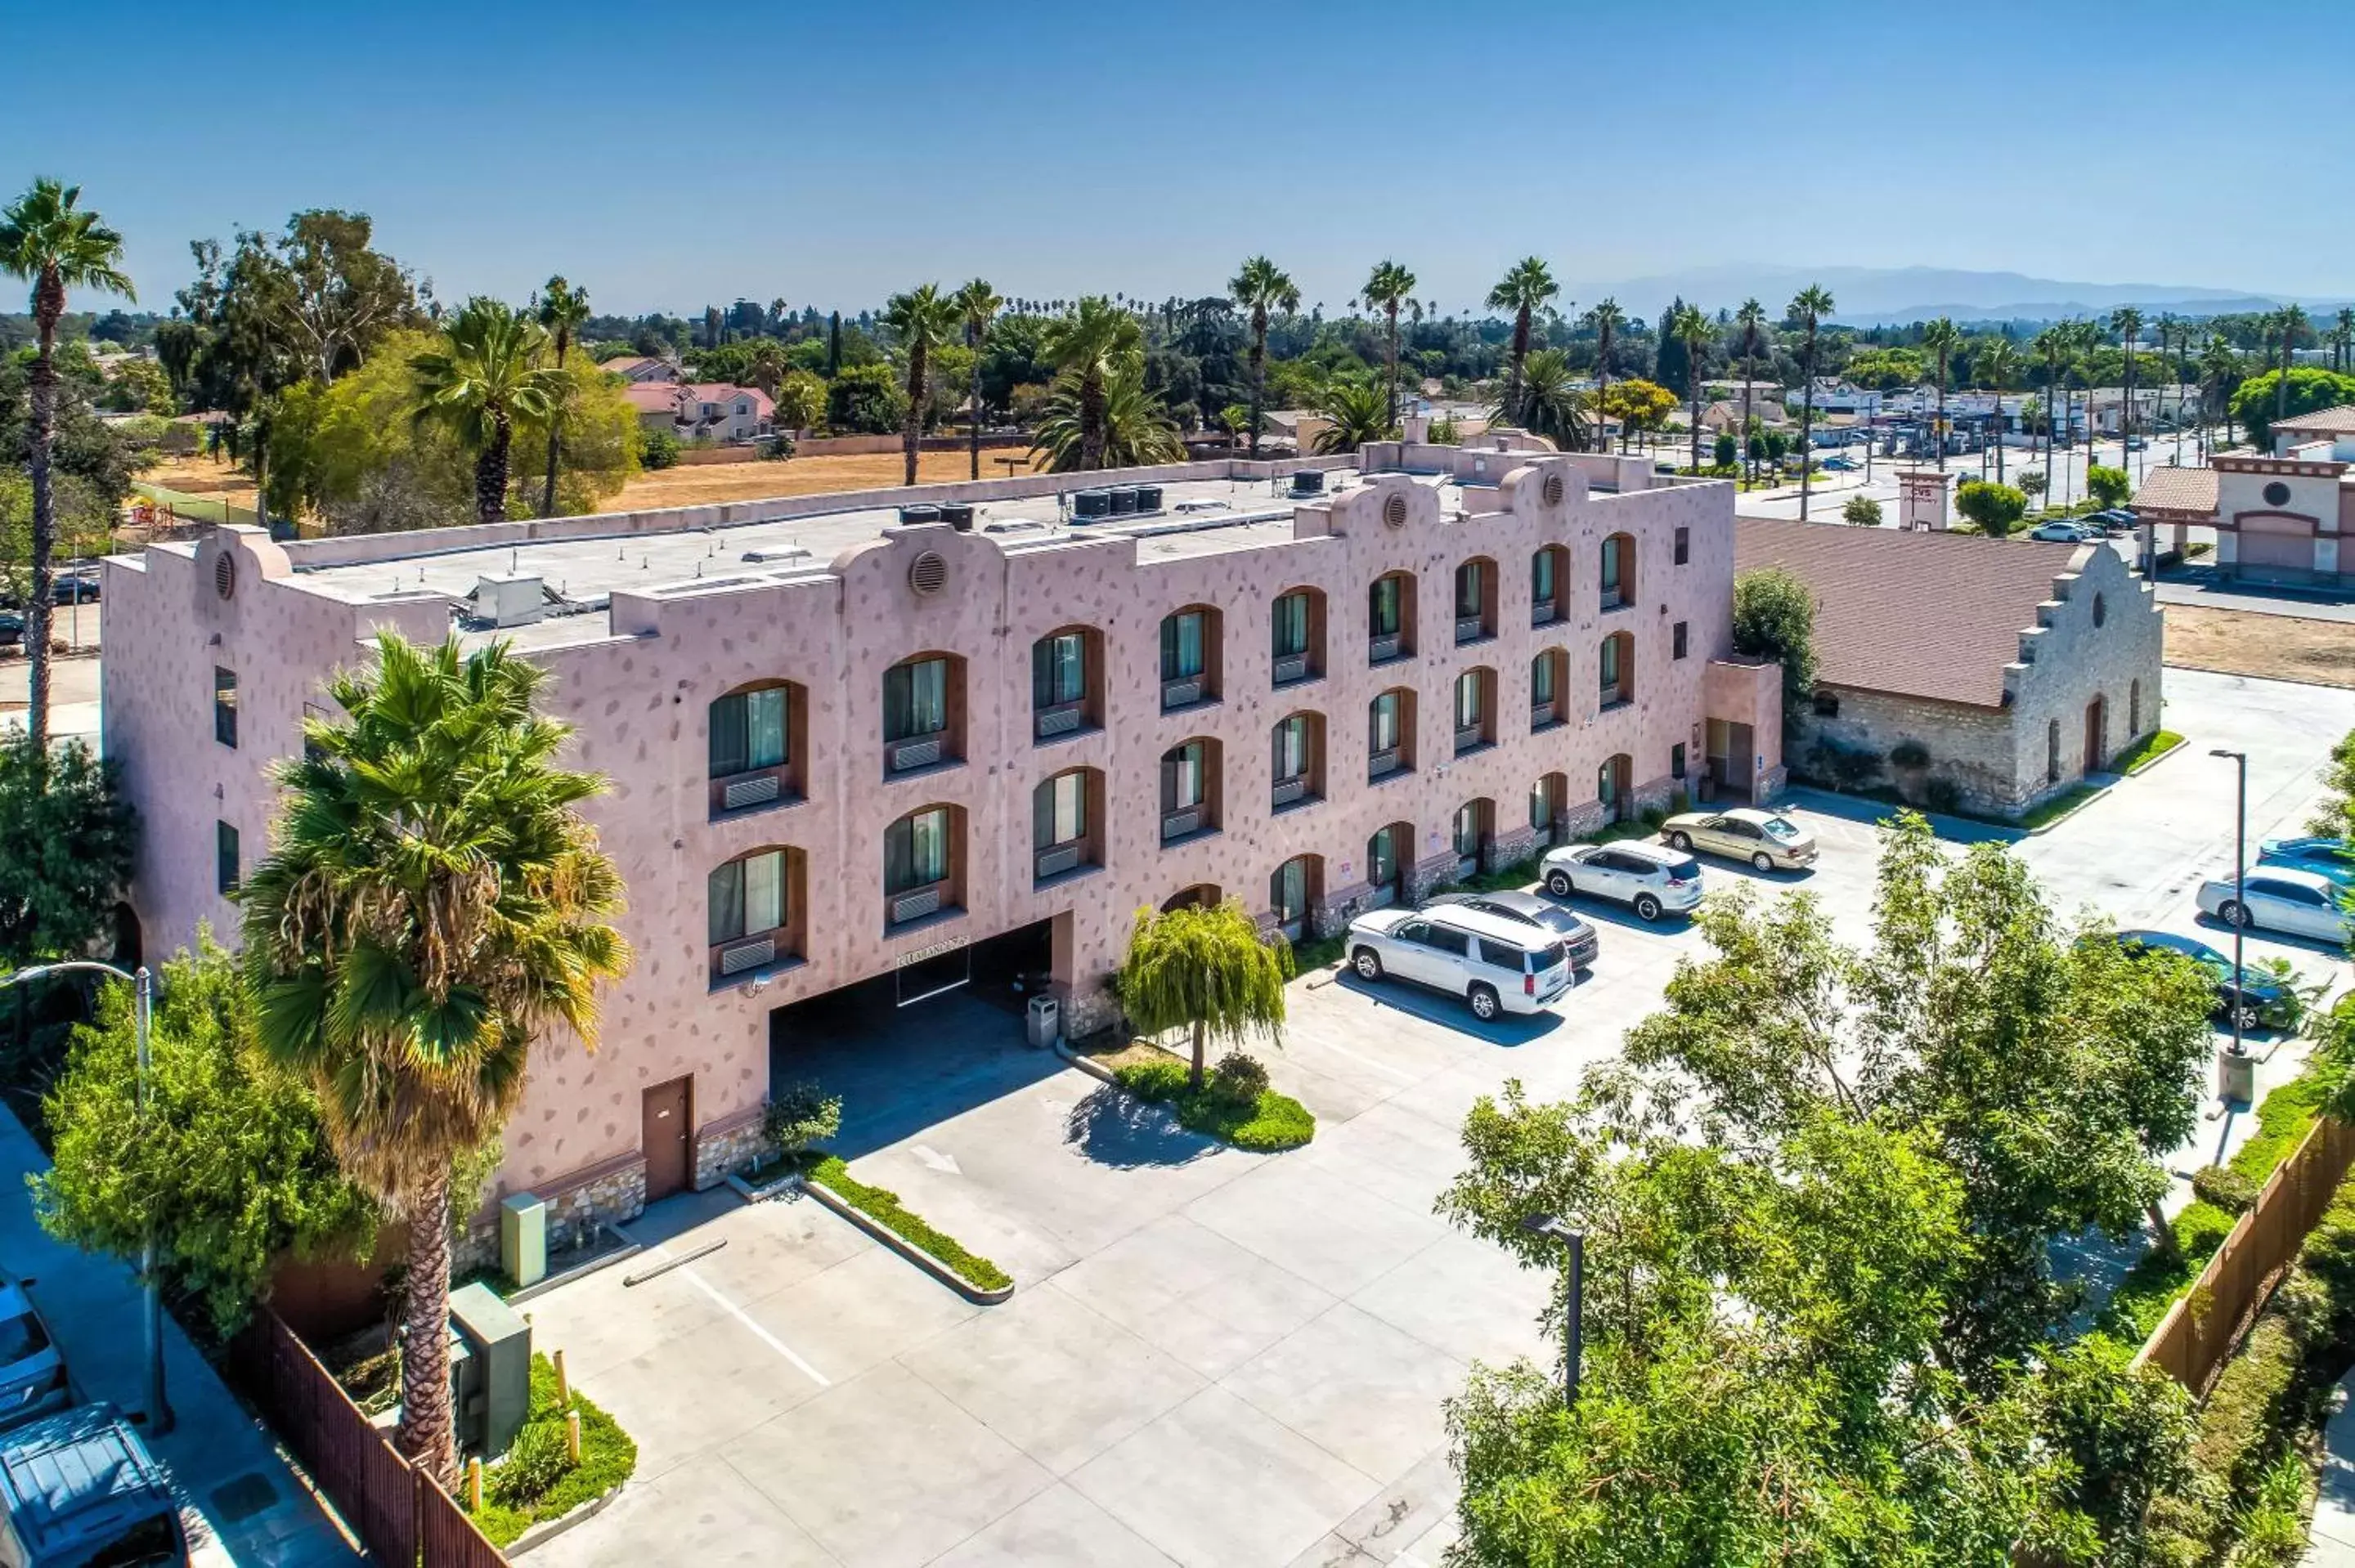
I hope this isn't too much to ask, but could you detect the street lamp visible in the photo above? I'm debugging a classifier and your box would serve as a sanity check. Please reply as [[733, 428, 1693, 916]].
[[2211, 749, 2250, 1065], [2, 961, 170, 1435], [1517, 1212, 1585, 1409]]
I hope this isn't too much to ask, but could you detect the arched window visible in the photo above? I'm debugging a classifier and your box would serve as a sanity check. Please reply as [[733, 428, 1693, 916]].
[[883, 653, 963, 774], [1531, 545, 1568, 626], [1598, 754, 1632, 822], [1370, 688, 1415, 778], [1530, 772, 1568, 843], [710, 845, 803, 977], [885, 804, 962, 926], [1454, 557, 1496, 643], [1600, 532, 1635, 610], [1599, 630, 1635, 709], [1452, 800, 1494, 876], [1271, 711, 1324, 809], [1368, 571, 1415, 663], [1163, 884, 1221, 913], [1032, 627, 1101, 741], [1454, 668, 1495, 755], [1530, 648, 1568, 730], [709, 678, 805, 812], [1160, 738, 1221, 842], [1366, 823, 1411, 906], [1160, 605, 1222, 710], [1271, 587, 1326, 687], [1270, 855, 1322, 941], [1033, 768, 1101, 881]]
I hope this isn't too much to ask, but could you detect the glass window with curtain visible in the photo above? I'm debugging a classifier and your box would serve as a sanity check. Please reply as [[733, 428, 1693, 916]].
[[1600, 637, 1622, 693], [1532, 652, 1557, 707], [1272, 715, 1309, 782], [886, 808, 951, 894], [1034, 773, 1087, 848], [1272, 858, 1308, 924], [1456, 672, 1484, 728], [710, 686, 788, 777], [213, 666, 238, 748], [884, 658, 949, 741], [709, 849, 785, 943], [1367, 828, 1397, 887], [1032, 634, 1086, 709], [1160, 742, 1205, 810], [1601, 536, 1623, 598], [1271, 593, 1309, 658], [1532, 549, 1556, 607], [1529, 781, 1553, 830], [1455, 561, 1484, 617], [1160, 612, 1205, 681], [1454, 805, 1481, 857], [1369, 576, 1402, 637], [1370, 692, 1401, 753]]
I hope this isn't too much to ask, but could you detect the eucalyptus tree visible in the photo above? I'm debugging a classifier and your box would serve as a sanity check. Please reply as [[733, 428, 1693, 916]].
[[1921, 316, 1962, 472], [535, 276, 590, 517], [1487, 258, 1560, 421], [1230, 256, 1299, 458], [1362, 259, 1417, 431], [1787, 284, 1834, 519], [953, 278, 1003, 479], [0, 178, 133, 750]]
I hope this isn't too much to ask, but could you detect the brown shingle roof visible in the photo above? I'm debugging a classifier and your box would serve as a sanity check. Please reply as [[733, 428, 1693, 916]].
[[1734, 517, 2084, 710], [2272, 404, 2355, 433], [2133, 465, 2220, 517]]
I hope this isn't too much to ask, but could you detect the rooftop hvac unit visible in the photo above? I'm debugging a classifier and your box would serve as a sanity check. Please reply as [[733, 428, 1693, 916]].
[[1133, 485, 1164, 513], [1073, 490, 1112, 519], [1109, 486, 1139, 515], [1291, 469, 1326, 495], [470, 573, 546, 628], [898, 504, 941, 526], [937, 503, 975, 531]]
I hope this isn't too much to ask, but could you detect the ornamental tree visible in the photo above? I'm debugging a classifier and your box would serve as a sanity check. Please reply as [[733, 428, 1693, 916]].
[[1115, 898, 1290, 1089], [1956, 479, 2029, 537]]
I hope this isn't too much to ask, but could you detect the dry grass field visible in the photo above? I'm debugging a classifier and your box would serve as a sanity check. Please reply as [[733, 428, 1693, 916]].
[[2164, 603, 2355, 689]]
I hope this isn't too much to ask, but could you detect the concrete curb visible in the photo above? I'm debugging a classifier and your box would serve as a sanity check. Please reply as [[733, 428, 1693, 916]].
[[507, 1223, 641, 1306], [1053, 1038, 1121, 1086], [504, 1480, 626, 1556], [796, 1176, 1015, 1306]]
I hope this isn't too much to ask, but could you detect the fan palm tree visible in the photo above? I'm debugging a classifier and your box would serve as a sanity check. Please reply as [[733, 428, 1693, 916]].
[[1490, 348, 1590, 452], [2199, 333, 2239, 455], [1669, 303, 1715, 471], [2109, 306, 2143, 473], [1583, 298, 1626, 450], [1038, 295, 1146, 473], [1312, 377, 1394, 455], [1977, 338, 2018, 485], [1487, 258, 1559, 422], [2335, 307, 2355, 374], [535, 276, 590, 518], [953, 278, 1002, 480], [241, 632, 630, 1485], [1029, 360, 1181, 473], [1, 178, 133, 750], [1230, 257, 1299, 459], [1734, 299, 1768, 485], [2275, 304, 2310, 431], [1920, 317, 1962, 473], [1787, 284, 1834, 519], [1361, 259, 1416, 432], [882, 284, 958, 487], [410, 299, 567, 526]]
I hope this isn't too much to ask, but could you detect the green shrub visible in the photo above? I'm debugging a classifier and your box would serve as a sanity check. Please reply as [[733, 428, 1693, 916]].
[[1111, 1060, 1315, 1150], [807, 1155, 1011, 1292], [762, 1081, 841, 1162], [469, 1355, 637, 1547], [2191, 1163, 2261, 1216], [2175, 1199, 2236, 1261], [1209, 1053, 1270, 1105], [1113, 1060, 1190, 1102], [639, 428, 680, 469], [760, 433, 796, 461], [487, 1419, 572, 1508]]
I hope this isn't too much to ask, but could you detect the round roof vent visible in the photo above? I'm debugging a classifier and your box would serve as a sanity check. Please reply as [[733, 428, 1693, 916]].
[[908, 550, 949, 596], [1541, 472, 1565, 507], [213, 553, 236, 600], [1382, 493, 1408, 528]]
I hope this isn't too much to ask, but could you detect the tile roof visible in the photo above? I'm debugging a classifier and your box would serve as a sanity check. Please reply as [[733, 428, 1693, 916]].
[[1734, 517, 2084, 710], [2271, 404, 2355, 433], [2132, 465, 2220, 517], [621, 383, 678, 414]]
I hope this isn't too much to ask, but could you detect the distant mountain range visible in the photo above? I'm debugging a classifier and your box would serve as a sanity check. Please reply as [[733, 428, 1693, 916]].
[[1569, 264, 2349, 326]]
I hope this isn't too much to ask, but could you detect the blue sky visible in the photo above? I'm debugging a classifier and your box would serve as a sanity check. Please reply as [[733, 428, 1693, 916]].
[[4, 0, 2342, 316]]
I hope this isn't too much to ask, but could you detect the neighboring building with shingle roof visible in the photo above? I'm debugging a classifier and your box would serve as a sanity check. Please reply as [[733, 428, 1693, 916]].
[[2269, 404, 2355, 440], [1735, 517, 2163, 817]]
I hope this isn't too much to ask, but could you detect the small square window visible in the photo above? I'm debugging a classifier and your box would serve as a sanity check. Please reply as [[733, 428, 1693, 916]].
[[1813, 691, 1841, 718], [216, 820, 240, 895], [1672, 621, 1689, 661], [1673, 526, 1690, 566]]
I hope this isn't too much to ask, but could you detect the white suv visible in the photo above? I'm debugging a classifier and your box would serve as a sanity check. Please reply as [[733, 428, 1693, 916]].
[[1541, 840, 1704, 921], [1345, 904, 1572, 1019]]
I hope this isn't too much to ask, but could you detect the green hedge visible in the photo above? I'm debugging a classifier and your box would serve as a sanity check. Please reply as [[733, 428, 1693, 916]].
[[808, 1155, 1012, 1292], [469, 1354, 637, 1547], [1112, 1060, 1317, 1151]]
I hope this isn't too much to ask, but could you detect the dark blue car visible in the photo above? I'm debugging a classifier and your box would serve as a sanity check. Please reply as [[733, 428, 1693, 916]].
[[2104, 929, 2291, 1029]]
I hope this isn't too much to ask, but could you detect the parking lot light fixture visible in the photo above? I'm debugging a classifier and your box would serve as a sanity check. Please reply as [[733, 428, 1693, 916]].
[[1517, 1212, 1585, 1409], [2211, 749, 2249, 1062]]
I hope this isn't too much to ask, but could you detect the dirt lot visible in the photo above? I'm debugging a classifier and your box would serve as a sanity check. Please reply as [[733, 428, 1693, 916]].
[[2165, 604, 2355, 689], [138, 448, 1047, 519]]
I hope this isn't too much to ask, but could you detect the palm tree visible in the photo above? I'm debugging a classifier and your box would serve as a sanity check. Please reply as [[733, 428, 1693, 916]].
[[1038, 296, 1147, 473], [952, 279, 1002, 481], [1977, 338, 2018, 485], [2199, 333, 2239, 455], [2110, 306, 2142, 475], [1487, 258, 1559, 421], [410, 298, 567, 526], [2031, 325, 2068, 482], [1734, 299, 1768, 485], [743, 339, 787, 400], [1583, 298, 1626, 450], [2336, 307, 2355, 374], [2275, 304, 2310, 433], [1312, 377, 1394, 455], [1230, 257, 1299, 459], [882, 284, 958, 487], [1491, 348, 1590, 452], [1029, 361, 1181, 472], [535, 276, 590, 518], [241, 632, 631, 1485], [1, 179, 133, 750], [1668, 304, 1715, 471], [1920, 317, 1962, 473], [1787, 285, 1834, 519], [1361, 260, 1417, 432], [1116, 900, 1288, 1091]]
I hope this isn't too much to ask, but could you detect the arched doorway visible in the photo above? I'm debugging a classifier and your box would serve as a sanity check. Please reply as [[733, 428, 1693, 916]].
[[1598, 754, 1633, 822], [1530, 772, 1569, 845], [1366, 823, 1411, 908], [2084, 696, 2106, 773], [1269, 856, 1322, 943], [1162, 884, 1221, 913], [1452, 800, 1494, 879]]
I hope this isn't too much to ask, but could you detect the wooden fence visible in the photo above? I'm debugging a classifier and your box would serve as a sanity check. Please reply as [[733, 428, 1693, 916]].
[[230, 1309, 508, 1568], [2135, 1116, 2355, 1396]]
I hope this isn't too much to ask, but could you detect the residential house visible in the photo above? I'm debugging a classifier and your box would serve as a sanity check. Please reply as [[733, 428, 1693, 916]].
[[603, 356, 680, 384]]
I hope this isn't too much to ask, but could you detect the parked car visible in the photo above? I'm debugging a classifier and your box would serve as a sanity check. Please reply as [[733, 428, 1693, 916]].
[[2097, 929, 2293, 1029], [1660, 807, 1818, 871], [2259, 836, 2354, 887], [49, 575, 97, 606], [1421, 889, 1599, 970], [0, 613, 20, 647], [2029, 520, 2101, 543], [2197, 867, 2348, 944], [1345, 903, 1572, 1019], [1821, 456, 1856, 472], [0, 1403, 187, 1566], [1539, 841, 1704, 921], [0, 1276, 67, 1436]]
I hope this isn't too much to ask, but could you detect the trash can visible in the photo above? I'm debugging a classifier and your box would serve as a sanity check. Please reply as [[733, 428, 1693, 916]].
[[2218, 1044, 2256, 1105], [1025, 994, 1061, 1050]]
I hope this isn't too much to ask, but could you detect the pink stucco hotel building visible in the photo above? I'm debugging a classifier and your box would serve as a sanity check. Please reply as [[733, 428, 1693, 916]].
[[102, 438, 1781, 1241]]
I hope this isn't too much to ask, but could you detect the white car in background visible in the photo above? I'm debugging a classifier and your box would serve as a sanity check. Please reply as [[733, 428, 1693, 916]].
[[1540, 841, 1704, 921], [1345, 903, 1572, 1020], [2198, 867, 2349, 945]]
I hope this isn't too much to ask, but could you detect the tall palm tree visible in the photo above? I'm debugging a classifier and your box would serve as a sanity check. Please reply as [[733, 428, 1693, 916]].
[[1584, 298, 1626, 447], [1787, 285, 1835, 520], [1362, 260, 1417, 432], [1312, 377, 1396, 455], [535, 276, 590, 518], [1487, 258, 1559, 422], [1977, 338, 2018, 485], [1, 179, 132, 750], [2110, 306, 2142, 475], [1490, 348, 1589, 451], [2199, 334, 2239, 455], [1039, 295, 1146, 473], [1670, 303, 1714, 471], [242, 633, 630, 1485], [1230, 257, 1299, 459], [1734, 299, 1768, 485], [410, 298, 567, 526], [2336, 307, 2355, 374], [1920, 317, 1962, 473], [2275, 304, 2310, 433], [883, 284, 958, 487], [2031, 325, 2068, 482], [952, 279, 1002, 480], [1029, 360, 1180, 472]]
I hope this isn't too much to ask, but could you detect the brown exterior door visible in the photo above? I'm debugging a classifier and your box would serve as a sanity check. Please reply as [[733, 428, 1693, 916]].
[[642, 1076, 693, 1203], [2084, 697, 2106, 773]]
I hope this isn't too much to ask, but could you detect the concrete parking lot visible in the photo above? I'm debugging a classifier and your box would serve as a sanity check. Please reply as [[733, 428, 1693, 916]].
[[523, 665, 2354, 1568]]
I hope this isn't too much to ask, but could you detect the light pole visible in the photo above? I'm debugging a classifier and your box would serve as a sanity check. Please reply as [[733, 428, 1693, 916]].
[[1518, 1212, 1584, 1409], [2211, 749, 2249, 1064], [2, 961, 170, 1434]]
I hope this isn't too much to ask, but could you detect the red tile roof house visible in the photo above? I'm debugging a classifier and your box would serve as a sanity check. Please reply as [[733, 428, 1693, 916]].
[[2132, 405, 2355, 589], [1736, 517, 2163, 818], [620, 383, 777, 444]]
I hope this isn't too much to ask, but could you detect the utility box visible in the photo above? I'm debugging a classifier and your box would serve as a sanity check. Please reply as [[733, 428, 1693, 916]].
[[2218, 1045, 2257, 1106], [447, 1283, 532, 1459], [500, 1193, 548, 1289], [470, 573, 545, 628], [1025, 994, 1061, 1050]]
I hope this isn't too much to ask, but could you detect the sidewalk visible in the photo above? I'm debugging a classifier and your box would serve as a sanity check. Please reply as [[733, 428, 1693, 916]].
[[0, 1109, 360, 1567], [2308, 1374, 2355, 1566]]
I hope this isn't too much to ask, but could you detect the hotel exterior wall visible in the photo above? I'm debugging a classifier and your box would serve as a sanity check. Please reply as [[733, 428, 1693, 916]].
[[105, 455, 1756, 1215]]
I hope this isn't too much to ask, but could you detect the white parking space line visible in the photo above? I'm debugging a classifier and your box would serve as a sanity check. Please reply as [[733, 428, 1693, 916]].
[[652, 1251, 832, 1388]]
